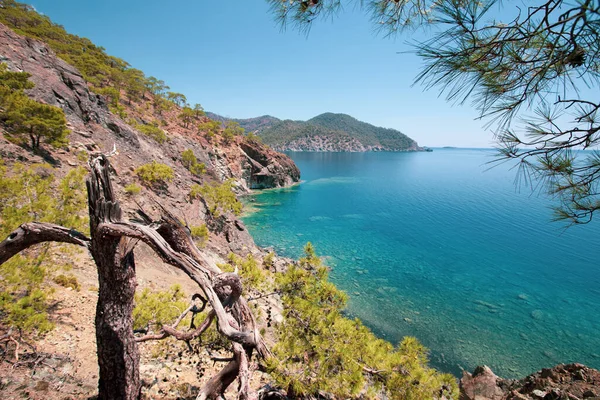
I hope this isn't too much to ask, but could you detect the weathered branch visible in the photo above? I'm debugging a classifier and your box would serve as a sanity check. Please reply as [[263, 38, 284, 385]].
[[0, 222, 90, 264], [97, 221, 268, 353]]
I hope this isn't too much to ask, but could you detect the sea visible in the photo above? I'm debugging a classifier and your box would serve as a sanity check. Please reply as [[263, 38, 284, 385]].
[[241, 149, 600, 379]]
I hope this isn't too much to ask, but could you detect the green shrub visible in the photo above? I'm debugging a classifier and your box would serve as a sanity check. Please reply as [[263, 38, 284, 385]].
[[263, 251, 275, 270], [189, 179, 242, 216], [181, 149, 206, 176], [135, 161, 174, 187], [246, 131, 262, 143], [124, 183, 142, 196], [0, 162, 88, 334], [268, 243, 458, 399], [53, 274, 80, 291], [190, 224, 209, 246], [1, 63, 69, 150], [133, 284, 188, 331], [220, 253, 267, 291], [76, 149, 88, 163], [137, 123, 167, 143]]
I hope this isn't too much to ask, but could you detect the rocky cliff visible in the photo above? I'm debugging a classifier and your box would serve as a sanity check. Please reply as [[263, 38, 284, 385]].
[[460, 364, 600, 400], [0, 22, 299, 194], [0, 19, 298, 398]]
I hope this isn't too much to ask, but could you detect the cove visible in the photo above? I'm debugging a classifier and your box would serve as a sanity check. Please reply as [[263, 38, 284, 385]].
[[241, 149, 600, 378]]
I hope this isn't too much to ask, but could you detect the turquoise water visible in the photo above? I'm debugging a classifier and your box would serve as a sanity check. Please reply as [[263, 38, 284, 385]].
[[241, 149, 600, 378]]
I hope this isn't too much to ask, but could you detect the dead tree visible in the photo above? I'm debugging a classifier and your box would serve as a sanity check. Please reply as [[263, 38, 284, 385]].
[[0, 155, 269, 400]]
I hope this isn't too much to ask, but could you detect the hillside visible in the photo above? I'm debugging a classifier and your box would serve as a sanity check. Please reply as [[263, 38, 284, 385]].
[[210, 111, 422, 152], [205, 112, 280, 134], [1, 2, 598, 400], [0, 4, 453, 400]]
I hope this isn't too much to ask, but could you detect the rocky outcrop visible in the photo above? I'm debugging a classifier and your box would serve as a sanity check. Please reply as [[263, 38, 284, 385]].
[[274, 135, 375, 152], [0, 23, 139, 150], [0, 22, 299, 194], [460, 364, 600, 400], [239, 141, 300, 189]]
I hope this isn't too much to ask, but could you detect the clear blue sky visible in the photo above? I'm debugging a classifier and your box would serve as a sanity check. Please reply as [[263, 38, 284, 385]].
[[26, 0, 493, 147]]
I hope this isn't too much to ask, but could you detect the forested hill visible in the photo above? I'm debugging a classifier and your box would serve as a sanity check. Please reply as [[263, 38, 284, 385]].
[[205, 112, 280, 134], [208, 111, 422, 152]]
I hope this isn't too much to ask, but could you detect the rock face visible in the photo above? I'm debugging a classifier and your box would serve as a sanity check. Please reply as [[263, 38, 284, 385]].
[[0, 22, 299, 193], [0, 23, 139, 150], [238, 141, 300, 189], [460, 364, 600, 400]]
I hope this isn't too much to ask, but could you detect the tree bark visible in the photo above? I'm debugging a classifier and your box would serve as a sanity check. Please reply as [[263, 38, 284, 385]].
[[87, 156, 141, 400], [0, 155, 269, 400], [0, 222, 89, 264]]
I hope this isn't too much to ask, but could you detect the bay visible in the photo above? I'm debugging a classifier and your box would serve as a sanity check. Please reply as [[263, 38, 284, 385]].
[[241, 149, 600, 378]]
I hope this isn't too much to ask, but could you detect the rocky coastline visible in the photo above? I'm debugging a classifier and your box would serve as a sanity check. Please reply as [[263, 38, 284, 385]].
[[0, 18, 599, 400]]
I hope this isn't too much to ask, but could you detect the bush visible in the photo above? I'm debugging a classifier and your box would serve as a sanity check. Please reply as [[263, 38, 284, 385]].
[[1, 63, 69, 151], [190, 224, 209, 246], [189, 179, 242, 216], [137, 123, 167, 144], [135, 161, 174, 187], [0, 162, 88, 334], [267, 243, 458, 399], [220, 253, 268, 291], [263, 251, 275, 270], [124, 183, 142, 196], [53, 274, 80, 291], [181, 149, 206, 176], [133, 284, 188, 331]]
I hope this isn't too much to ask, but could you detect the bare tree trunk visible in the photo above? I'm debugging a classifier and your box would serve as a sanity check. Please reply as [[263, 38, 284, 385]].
[[0, 155, 269, 400], [87, 156, 140, 400]]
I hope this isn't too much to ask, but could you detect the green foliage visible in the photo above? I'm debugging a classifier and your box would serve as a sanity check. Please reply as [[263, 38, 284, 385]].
[[245, 131, 262, 143], [0, 162, 88, 334], [189, 224, 209, 246], [167, 92, 187, 107], [0, 63, 69, 150], [222, 121, 244, 144], [0, 62, 34, 91], [193, 103, 205, 118], [135, 161, 174, 188], [124, 183, 142, 196], [93, 85, 120, 108], [189, 179, 242, 216], [133, 285, 227, 353], [76, 149, 89, 163], [53, 274, 80, 291], [136, 122, 167, 144], [181, 149, 206, 177], [198, 120, 221, 140], [260, 113, 416, 151], [263, 251, 275, 270], [178, 106, 195, 128], [221, 253, 267, 291], [268, 243, 458, 399], [133, 284, 188, 331]]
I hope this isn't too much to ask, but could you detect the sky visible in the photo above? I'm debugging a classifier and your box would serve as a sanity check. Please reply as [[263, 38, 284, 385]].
[[26, 0, 494, 147]]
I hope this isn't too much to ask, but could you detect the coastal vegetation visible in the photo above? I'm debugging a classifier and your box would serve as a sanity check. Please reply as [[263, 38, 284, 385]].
[[0, 163, 88, 334], [210, 111, 420, 151], [181, 149, 206, 177], [2, 1, 586, 399], [189, 179, 242, 216], [268, 243, 457, 398], [0, 63, 69, 151], [135, 161, 174, 188]]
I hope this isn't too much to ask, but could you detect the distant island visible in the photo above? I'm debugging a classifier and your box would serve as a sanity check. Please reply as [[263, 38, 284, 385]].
[[207, 111, 424, 152]]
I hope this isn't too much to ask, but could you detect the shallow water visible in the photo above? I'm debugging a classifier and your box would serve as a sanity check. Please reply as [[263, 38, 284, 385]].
[[241, 149, 600, 378]]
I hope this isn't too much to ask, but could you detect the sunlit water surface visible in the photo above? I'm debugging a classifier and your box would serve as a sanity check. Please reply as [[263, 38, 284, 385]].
[[241, 149, 600, 378]]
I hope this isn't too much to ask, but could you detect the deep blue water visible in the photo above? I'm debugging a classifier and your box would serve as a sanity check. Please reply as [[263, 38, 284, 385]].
[[241, 149, 600, 378]]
